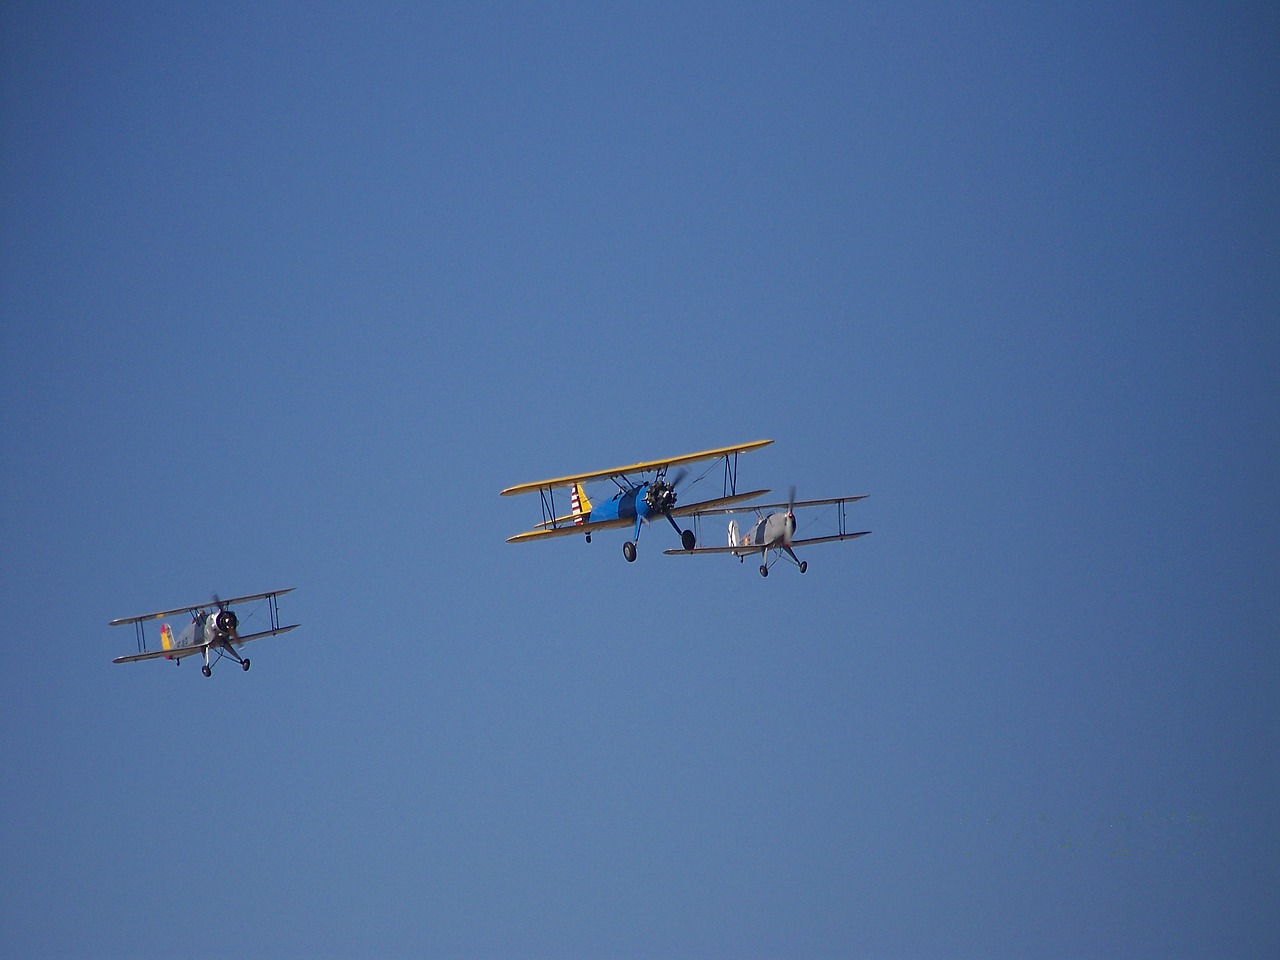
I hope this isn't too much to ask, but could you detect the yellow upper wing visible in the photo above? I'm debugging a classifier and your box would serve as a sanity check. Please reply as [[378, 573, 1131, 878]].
[[500, 440, 773, 497]]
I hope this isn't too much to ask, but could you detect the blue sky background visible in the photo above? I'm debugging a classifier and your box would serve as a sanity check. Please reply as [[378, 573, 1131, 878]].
[[2, 2, 1277, 957]]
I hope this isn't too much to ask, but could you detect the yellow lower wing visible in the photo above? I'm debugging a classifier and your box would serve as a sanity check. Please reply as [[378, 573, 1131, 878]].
[[506, 490, 770, 543], [508, 517, 633, 542]]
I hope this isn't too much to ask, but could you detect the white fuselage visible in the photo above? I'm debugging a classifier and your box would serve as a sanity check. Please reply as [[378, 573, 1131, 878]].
[[729, 511, 795, 556], [172, 611, 237, 650]]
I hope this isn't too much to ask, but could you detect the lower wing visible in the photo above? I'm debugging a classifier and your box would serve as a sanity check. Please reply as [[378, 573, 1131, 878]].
[[508, 518, 631, 542], [113, 624, 300, 664], [663, 531, 871, 555], [113, 645, 206, 664], [666, 489, 770, 519], [508, 489, 770, 543]]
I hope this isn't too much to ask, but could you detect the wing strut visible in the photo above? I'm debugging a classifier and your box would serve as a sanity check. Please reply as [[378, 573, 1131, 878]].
[[723, 450, 741, 497], [267, 591, 285, 632]]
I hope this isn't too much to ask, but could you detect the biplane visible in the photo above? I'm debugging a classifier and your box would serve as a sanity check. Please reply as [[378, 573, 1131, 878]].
[[502, 441, 773, 562], [110, 588, 299, 677], [664, 489, 870, 576]]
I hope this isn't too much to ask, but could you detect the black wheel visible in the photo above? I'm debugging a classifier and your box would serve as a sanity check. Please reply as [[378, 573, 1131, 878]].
[[799, 561, 807, 574], [623, 541, 637, 563], [585, 532, 592, 543], [759, 565, 768, 577], [201, 665, 212, 677], [242, 659, 251, 671], [681, 529, 696, 551]]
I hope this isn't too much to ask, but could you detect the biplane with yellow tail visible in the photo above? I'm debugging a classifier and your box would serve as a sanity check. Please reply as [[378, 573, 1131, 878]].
[[110, 588, 299, 677], [502, 441, 772, 563]]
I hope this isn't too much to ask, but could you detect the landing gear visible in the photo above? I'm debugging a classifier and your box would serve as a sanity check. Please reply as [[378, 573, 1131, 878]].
[[201, 664, 212, 677], [759, 564, 769, 577], [585, 532, 592, 543], [242, 659, 251, 672], [623, 540, 637, 562], [662, 512, 696, 552], [782, 545, 807, 575]]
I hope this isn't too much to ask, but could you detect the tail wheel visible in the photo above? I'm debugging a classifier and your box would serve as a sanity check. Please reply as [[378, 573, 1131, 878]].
[[623, 541, 637, 563]]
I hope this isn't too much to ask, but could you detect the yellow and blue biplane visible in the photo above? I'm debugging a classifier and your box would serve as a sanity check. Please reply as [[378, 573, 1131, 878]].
[[502, 441, 772, 562]]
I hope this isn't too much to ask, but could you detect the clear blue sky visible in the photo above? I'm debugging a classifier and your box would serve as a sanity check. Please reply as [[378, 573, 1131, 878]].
[[2, 2, 1277, 957]]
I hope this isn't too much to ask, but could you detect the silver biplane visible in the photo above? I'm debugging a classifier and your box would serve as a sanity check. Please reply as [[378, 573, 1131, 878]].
[[110, 588, 298, 677], [664, 489, 870, 576]]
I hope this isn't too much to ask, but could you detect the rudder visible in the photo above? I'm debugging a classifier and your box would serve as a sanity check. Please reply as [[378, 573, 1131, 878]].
[[570, 482, 593, 524]]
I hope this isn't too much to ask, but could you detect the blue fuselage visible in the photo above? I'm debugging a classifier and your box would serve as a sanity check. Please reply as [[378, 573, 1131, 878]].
[[590, 483, 653, 524]]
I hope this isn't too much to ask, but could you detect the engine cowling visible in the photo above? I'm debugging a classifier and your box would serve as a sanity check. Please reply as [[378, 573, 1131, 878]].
[[215, 609, 239, 634], [644, 479, 677, 514]]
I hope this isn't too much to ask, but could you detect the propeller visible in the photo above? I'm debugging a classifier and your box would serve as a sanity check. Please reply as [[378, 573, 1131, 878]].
[[212, 593, 239, 637], [644, 467, 689, 514]]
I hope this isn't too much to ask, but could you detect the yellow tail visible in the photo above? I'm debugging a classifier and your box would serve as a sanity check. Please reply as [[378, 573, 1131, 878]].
[[570, 482, 592, 524]]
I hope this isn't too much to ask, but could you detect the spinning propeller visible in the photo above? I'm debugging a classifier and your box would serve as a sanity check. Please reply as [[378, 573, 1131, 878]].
[[212, 593, 239, 639], [644, 467, 688, 514]]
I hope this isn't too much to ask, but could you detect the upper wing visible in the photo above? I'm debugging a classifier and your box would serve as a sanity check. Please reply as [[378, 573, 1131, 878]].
[[112, 624, 300, 664], [500, 440, 773, 496], [507, 489, 770, 543], [663, 531, 871, 556], [677, 495, 868, 519], [109, 588, 295, 626]]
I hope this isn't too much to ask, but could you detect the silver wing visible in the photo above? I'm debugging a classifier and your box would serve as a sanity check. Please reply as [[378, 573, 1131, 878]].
[[678, 495, 867, 518], [112, 624, 300, 664], [664, 531, 870, 556], [109, 588, 296, 627]]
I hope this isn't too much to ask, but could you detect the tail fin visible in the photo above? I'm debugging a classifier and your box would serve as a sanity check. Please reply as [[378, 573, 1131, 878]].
[[728, 519, 741, 547], [569, 482, 593, 524], [160, 623, 175, 659]]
